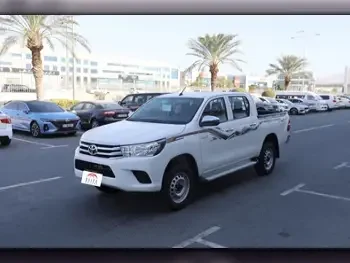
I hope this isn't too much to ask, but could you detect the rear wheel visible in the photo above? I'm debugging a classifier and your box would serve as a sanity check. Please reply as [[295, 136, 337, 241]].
[[161, 160, 197, 211], [30, 121, 41, 137], [90, 119, 99, 129], [255, 141, 276, 176], [0, 137, 11, 146]]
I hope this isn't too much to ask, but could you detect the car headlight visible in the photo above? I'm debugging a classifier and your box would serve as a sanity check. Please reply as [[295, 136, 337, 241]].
[[120, 139, 166, 157]]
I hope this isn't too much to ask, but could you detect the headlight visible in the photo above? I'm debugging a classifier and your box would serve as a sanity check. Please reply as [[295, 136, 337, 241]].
[[120, 139, 166, 157]]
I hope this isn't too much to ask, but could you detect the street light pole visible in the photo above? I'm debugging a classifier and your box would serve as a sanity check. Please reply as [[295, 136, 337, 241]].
[[291, 31, 320, 91]]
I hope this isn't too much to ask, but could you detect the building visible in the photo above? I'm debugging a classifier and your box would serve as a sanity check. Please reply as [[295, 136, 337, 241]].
[[0, 46, 181, 94], [275, 71, 315, 91], [314, 66, 350, 94], [226, 74, 275, 91]]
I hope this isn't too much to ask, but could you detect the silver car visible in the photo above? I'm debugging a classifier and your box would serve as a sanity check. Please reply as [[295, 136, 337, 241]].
[[277, 98, 309, 115]]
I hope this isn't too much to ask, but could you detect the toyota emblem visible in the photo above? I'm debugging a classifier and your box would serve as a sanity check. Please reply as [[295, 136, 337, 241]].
[[88, 145, 98, 155]]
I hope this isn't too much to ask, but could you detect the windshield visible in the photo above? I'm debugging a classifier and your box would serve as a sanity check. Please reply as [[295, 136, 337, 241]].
[[99, 103, 125, 109], [127, 97, 204, 124], [259, 97, 269, 103], [281, 99, 293, 105], [264, 97, 278, 103], [26, 101, 65, 113]]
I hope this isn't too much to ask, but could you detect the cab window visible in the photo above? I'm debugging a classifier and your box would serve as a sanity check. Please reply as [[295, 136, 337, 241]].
[[72, 103, 84, 110], [3, 102, 18, 110], [228, 96, 250, 119], [201, 97, 228, 123]]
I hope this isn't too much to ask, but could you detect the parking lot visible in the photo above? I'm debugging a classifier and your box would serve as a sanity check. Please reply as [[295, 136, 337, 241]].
[[1, 109, 350, 248]]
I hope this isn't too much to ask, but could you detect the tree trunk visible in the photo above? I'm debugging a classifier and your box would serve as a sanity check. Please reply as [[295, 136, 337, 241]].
[[209, 64, 219, 92], [31, 47, 44, 100], [284, 75, 291, 91]]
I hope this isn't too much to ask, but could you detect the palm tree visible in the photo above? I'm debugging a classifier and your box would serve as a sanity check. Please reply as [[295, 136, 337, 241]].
[[266, 55, 307, 90], [0, 15, 91, 100], [186, 34, 243, 91]]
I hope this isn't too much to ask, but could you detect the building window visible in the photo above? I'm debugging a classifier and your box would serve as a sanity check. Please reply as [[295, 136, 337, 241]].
[[0, 61, 11, 65], [90, 61, 98, 66], [44, 65, 50, 70], [162, 68, 170, 72], [61, 58, 65, 63], [171, 69, 179, 79], [83, 60, 88, 65], [26, 54, 32, 59], [83, 68, 88, 73], [77, 68, 81, 73], [25, 63, 31, 69], [53, 66, 58, 71], [69, 67, 73, 72], [76, 59, 81, 64], [11, 53, 22, 58], [44, 56, 58, 62], [91, 69, 98, 74], [69, 58, 73, 63], [61, 66, 66, 72]]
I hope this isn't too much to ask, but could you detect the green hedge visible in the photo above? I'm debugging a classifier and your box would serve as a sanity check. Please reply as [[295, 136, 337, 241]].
[[50, 99, 79, 109]]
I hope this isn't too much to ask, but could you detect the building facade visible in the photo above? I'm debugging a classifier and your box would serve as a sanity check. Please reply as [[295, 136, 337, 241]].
[[0, 46, 181, 93], [275, 71, 315, 91]]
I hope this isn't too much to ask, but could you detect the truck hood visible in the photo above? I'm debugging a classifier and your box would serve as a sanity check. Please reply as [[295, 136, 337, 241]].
[[32, 111, 79, 120], [81, 120, 186, 145]]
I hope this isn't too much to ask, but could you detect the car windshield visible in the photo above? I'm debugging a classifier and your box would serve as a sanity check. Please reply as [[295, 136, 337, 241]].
[[99, 103, 125, 109], [282, 99, 293, 105], [26, 101, 64, 113], [265, 97, 278, 103], [127, 97, 204, 124], [259, 97, 269, 103]]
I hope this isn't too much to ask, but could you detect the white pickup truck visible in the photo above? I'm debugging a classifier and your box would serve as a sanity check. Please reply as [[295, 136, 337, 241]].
[[74, 92, 291, 210]]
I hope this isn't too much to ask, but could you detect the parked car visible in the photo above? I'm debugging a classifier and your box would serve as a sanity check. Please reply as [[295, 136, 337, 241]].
[[318, 94, 338, 111], [1, 100, 80, 137], [74, 91, 291, 211], [262, 97, 286, 112], [118, 92, 167, 112], [0, 110, 12, 146], [69, 101, 130, 129], [340, 95, 350, 108], [251, 94, 274, 112], [1, 84, 36, 93], [276, 91, 327, 112], [287, 98, 313, 111], [276, 98, 309, 115], [336, 96, 350, 109]]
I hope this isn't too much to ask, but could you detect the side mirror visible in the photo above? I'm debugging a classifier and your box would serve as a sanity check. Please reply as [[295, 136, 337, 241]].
[[200, 115, 220, 127], [23, 110, 29, 114]]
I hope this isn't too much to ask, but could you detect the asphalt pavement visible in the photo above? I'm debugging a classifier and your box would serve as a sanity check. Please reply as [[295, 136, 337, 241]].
[[1, 109, 350, 248]]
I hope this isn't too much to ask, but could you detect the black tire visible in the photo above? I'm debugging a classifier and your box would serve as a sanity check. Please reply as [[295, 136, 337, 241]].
[[327, 106, 332, 112], [254, 141, 277, 176], [290, 108, 298, 115], [161, 160, 197, 211], [30, 121, 41, 137], [95, 185, 120, 194], [90, 119, 99, 129], [0, 137, 11, 146]]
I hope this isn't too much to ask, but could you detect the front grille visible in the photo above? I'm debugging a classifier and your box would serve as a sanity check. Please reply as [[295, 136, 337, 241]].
[[79, 140, 122, 159], [75, 159, 115, 178], [51, 119, 79, 131]]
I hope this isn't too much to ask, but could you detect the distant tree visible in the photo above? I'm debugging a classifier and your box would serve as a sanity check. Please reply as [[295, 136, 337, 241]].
[[266, 55, 307, 90], [261, 88, 276, 98], [248, 85, 257, 93], [186, 33, 244, 91]]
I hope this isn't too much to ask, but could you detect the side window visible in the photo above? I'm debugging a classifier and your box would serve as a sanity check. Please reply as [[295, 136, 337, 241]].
[[306, 95, 314, 100], [4, 102, 18, 110], [72, 103, 84, 110], [229, 96, 250, 119], [121, 95, 133, 104], [202, 97, 228, 123], [134, 95, 147, 105], [83, 103, 95, 110], [18, 103, 28, 111]]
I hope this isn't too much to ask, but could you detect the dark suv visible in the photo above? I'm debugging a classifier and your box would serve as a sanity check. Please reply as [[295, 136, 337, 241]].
[[118, 92, 167, 111]]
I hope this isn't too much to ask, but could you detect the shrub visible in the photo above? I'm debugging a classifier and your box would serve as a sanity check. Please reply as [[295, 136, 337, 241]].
[[50, 99, 79, 109], [261, 89, 275, 98], [231, 87, 246, 92]]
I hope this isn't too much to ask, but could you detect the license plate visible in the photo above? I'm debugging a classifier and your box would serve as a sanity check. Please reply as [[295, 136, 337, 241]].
[[81, 171, 103, 187], [118, 114, 128, 118], [63, 123, 74, 128]]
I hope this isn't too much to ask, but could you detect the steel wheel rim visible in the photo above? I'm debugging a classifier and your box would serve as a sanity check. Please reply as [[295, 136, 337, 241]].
[[169, 172, 190, 204], [31, 123, 40, 137], [264, 148, 274, 171]]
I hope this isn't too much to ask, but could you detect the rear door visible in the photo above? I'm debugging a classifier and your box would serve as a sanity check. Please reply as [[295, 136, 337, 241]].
[[17, 102, 31, 131]]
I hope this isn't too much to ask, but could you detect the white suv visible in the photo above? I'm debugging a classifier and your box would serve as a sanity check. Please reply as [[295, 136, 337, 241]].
[[319, 94, 338, 111]]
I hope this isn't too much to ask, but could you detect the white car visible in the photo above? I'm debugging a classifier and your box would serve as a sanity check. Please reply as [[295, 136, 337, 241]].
[[319, 94, 338, 110], [0, 111, 12, 146], [276, 99, 309, 115], [74, 92, 291, 210], [337, 96, 350, 108], [262, 97, 287, 112]]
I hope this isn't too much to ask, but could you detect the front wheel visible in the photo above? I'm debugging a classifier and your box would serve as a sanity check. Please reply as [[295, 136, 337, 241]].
[[255, 141, 276, 176], [0, 137, 11, 146], [289, 108, 298, 115], [161, 161, 197, 211], [30, 121, 41, 137]]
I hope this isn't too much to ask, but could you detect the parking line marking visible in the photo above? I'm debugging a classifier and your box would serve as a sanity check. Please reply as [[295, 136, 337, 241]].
[[297, 189, 350, 202], [280, 183, 305, 196], [173, 226, 221, 248], [40, 145, 69, 149], [0, 176, 62, 192], [333, 162, 350, 170], [12, 137, 55, 147], [292, 124, 334, 134], [196, 238, 227, 248]]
